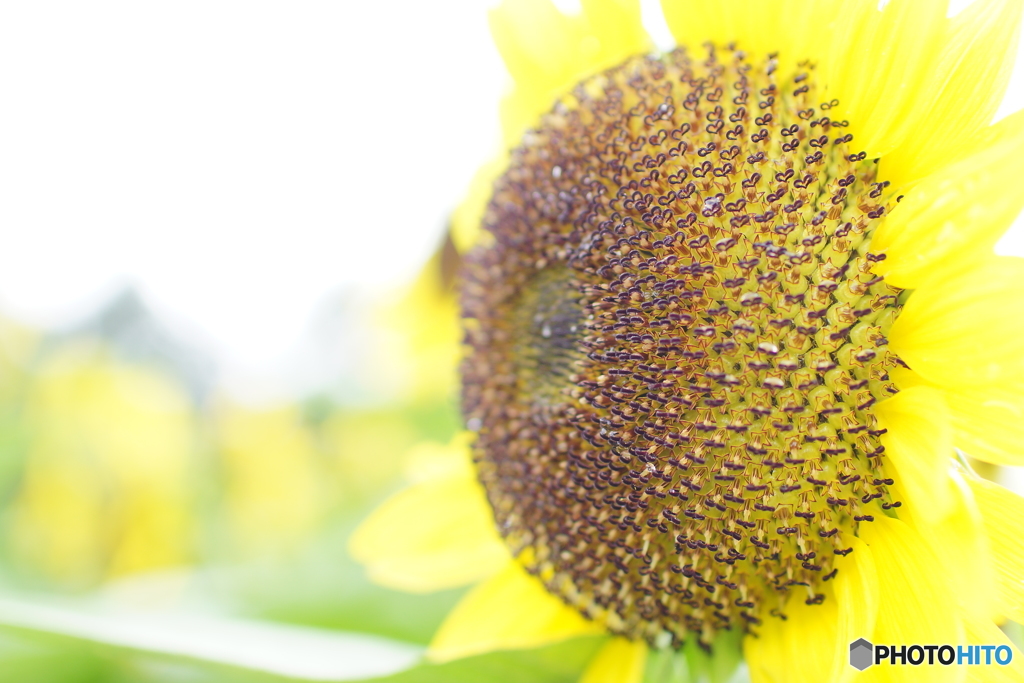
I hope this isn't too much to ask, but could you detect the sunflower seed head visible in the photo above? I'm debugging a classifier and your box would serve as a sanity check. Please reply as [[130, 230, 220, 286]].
[[462, 45, 902, 646]]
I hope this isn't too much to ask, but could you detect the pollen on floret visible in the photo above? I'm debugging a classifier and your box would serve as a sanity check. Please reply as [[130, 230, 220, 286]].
[[461, 44, 903, 646]]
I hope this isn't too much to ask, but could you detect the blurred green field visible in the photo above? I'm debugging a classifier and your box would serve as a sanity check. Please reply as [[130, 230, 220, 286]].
[[0, 255, 598, 682]]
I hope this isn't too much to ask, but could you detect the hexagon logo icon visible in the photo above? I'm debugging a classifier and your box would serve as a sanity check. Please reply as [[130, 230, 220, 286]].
[[850, 638, 874, 671]]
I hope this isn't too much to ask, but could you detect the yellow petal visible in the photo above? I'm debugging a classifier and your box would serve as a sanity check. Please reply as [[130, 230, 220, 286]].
[[579, 0, 650, 66], [887, 367, 1024, 466], [745, 613, 787, 683], [887, 366, 930, 391], [428, 559, 603, 662], [881, 0, 1024, 186], [859, 515, 964, 683], [832, 533, 879, 674], [403, 434, 475, 483], [660, 0, 841, 75], [491, 0, 582, 144], [659, 0, 775, 56], [747, 589, 842, 683], [873, 110, 1024, 289], [944, 378, 1024, 466], [965, 476, 1024, 624], [747, 534, 874, 683], [490, 0, 580, 88], [775, 0, 846, 76], [874, 385, 955, 522], [450, 157, 504, 254], [349, 475, 509, 593], [888, 256, 1024, 386], [659, 0, 731, 56], [822, 0, 948, 159], [894, 471, 998, 623], [491, 0, 649, 146], [963, 617, 1024, 682], [578, 636, 647, 683]]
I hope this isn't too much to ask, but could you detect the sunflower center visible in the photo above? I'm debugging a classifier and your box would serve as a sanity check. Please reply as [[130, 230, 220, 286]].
[[512, 266, 586, 404], [462, 45, 903, 646]]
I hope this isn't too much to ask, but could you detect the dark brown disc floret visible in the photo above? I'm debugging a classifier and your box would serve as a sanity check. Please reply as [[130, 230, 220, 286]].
[[461, 44, 904, 647]]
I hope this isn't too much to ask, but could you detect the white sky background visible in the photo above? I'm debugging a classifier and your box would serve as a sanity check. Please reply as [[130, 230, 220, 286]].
[[0, 0, 1022, 400], [0, 1, 506, 398]]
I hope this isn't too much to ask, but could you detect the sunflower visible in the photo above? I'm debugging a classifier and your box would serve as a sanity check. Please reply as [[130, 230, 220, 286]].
[[352, 0, 1024, 680]]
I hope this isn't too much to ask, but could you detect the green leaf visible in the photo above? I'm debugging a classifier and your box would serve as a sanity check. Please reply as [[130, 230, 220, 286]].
[[360, 637, 604, 683], [643, 646, 692, 683], [227, 527, 467, 644], [0, 596, 421, 681], [72, 523, 467, 646], [708, 628, 744, 683], [0, 630, 105, 683], [0, 595, 604, 683], [642, 632, 749, 683]]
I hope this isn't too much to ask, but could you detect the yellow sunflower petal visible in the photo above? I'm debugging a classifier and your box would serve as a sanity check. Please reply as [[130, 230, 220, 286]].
[[782, 595, 844, 683], [944, 378, 1024, 466], [895, 472, 997, 623], [964, 617, 1024, 681], [874, 385, 955, 522], [348, 475, 509, 593], [745, 614, 787, 683], [822, 0, 948, 159], [965, 476, 1024, 624], [860, 514, 964, 681], [881, 0, 1024, 186], [660, 0, 841, 73], [886, 367, 1024, 466], [659, 0, 772, 57], [450, 157, 504, 253], [746, 534, 875, 683], [427, 559, 603, 662], [775, 0, 846, 75], [887, 366, 929, 391], [491, 0, 649, 146], [403, 434, 474, 483], [659, 0, 731, 55], [579, 0, 650, 65], [888, 256, 1024, 386], [578, 636, 647, 683], [747, 590, 843, 683], [873, 110, 1024, 289], [833, 533, 879, 670], [490, 0, 579, 89]]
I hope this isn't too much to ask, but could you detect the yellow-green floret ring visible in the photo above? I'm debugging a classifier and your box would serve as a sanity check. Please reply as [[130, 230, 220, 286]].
[[461, 44, 906, 646]]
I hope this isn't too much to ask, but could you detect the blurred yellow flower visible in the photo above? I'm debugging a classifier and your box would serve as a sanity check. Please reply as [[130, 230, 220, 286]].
[[10, 343, 196, 586], [375, 240, 462, 403], [217, 404, 328, 556]]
